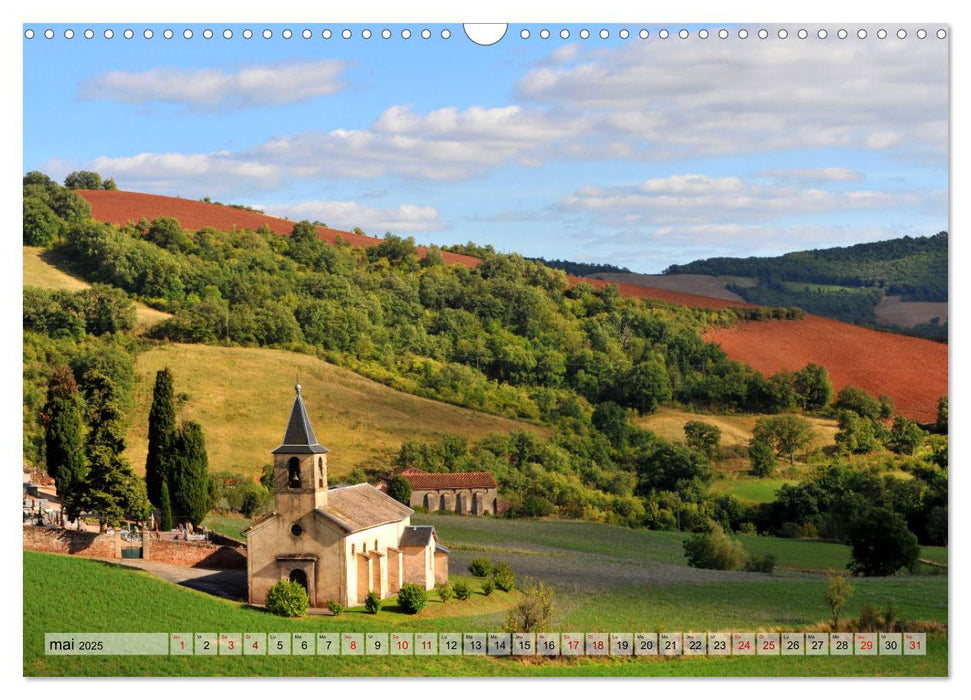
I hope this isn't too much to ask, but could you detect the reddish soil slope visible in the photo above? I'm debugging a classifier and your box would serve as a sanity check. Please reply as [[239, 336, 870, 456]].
[[79, 190, 947, 421], [80, 190, 739, 309], [705, 316, 947, 423]]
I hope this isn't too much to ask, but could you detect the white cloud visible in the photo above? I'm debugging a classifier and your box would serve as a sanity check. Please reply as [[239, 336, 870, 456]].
[[86, 104, 586, 190], [517, 37, 948, 161], [268, 200, 444, 234], [755, 167, 866, 182], [558, 173, 944, 226], [79, 60, 349, 109]]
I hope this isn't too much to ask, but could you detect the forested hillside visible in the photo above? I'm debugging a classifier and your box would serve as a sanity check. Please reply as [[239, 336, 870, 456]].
[[23, 171, 947, 549], [665, 233, 947, 301], [664, 233, 947, 339]]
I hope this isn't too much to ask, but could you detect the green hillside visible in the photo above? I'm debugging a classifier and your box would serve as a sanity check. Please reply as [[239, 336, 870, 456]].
[[127, 343, 548, 480], [663, 233, 947, 338]]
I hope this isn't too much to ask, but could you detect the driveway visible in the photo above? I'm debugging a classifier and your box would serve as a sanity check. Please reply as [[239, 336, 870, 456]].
[[106, 558, 248, 601]]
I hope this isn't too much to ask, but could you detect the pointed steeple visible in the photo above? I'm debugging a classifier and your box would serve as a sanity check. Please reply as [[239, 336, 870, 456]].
[[272, 384, 330, 454]]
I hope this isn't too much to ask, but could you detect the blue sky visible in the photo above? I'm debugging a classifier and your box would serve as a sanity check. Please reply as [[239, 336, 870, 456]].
[[23, 23, 948, 272]]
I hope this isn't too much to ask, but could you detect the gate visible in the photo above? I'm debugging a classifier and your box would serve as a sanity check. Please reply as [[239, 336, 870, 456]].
[[121, 529, 143, 559]]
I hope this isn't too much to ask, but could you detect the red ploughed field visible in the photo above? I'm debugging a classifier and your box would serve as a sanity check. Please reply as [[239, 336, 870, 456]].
[[79, 190, 947, 422], [705, 316, 947, 423]]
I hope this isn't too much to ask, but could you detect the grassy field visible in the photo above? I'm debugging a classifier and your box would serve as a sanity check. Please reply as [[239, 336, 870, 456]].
[[637, 407, 838, 454], [24, 543, 946, 677], [201, 515, 252, 542], [23, 246, 171, 331], [709, 478, 797, 505], [419, 515, 948, 577], [127, 343, 548, 480]]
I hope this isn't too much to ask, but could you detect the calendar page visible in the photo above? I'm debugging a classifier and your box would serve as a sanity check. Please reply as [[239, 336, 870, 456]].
[[20, 6, 949, 684]]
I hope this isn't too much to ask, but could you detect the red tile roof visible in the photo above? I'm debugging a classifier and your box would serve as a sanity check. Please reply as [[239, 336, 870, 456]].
[[402, 471, 497, 490]]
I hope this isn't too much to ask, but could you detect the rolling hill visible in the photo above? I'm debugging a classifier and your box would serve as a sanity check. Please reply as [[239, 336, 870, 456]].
[[127, 343, 548, 480], [75, 189, 947, 423], [23, 246, 170, 331]]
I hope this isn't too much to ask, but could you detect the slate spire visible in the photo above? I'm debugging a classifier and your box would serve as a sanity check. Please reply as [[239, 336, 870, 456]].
[[272, 384, 329, 454]]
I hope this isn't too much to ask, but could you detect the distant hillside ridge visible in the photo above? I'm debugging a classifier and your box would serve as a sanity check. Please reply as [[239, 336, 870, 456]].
[[78, 189, 748, 311], [665, 232, 947, 302]]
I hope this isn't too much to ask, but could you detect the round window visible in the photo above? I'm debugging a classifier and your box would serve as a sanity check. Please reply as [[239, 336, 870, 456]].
[[291, 523, 303, 537]]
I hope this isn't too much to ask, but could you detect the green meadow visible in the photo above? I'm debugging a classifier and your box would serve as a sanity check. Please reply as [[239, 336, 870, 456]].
[[25, 512, 947, 677]]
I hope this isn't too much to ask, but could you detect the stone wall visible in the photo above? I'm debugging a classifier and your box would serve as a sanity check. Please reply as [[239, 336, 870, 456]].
[[23, 525, 247, 569], [147, 539, 247, 569], [23, 525, 118, 558]]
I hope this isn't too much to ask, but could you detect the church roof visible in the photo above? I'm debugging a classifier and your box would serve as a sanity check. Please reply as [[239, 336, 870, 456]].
[[315, 483, 413, 533], [399, 525, 435, 547], [400, 470, 497, 490], [272, 384, 330, 455]]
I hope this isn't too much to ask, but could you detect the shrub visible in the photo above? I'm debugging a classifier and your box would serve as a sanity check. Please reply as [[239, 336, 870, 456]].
[[492, 561, 516, 592], [364, 591, 381, 614], [327, 599, 344, 616], [683, 526, 745, 570], [742, 552, 777, 573], [265, 579, 309, 618], [857, 603, 882, 632], [503, 577, 555, 633], [397, 583, 428, 614], [737, 522, 757, 536], [437, 581, 455, 603], [453, 581, 472, 601], [468, 557, 493, 577], [481, 579, 495, 596]]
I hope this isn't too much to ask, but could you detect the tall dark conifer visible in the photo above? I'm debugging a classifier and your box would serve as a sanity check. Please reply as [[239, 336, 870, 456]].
[[80, 372, 148, 532], [169, 420, 210, 527], [145, 368, 176, 508], [43, 365, 86, 522]]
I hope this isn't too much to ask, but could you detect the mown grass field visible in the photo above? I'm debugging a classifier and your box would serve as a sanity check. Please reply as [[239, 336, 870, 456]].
[[23, 246, 171, 331], [25, 515, 947, 677], [709, 478, 798, 505], [127, 343, 548, 480]]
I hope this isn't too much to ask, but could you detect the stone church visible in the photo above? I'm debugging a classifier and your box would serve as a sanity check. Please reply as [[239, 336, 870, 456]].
[[245, 385, 448, 609]]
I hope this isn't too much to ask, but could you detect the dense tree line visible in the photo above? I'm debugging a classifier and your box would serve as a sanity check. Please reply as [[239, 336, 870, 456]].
[[528, 258, 632, 277], [665, 232, 947, 302], [24, 285, 136, 338], [52, 213, 817, 424]]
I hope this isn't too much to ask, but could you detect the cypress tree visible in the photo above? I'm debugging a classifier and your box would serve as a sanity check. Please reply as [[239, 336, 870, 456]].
[[80, 372, 149, 532], [145, 368, 176, 508], [170, 420, 210, 527], [159, 478, 173, 531], [42, 365, 86, 522]]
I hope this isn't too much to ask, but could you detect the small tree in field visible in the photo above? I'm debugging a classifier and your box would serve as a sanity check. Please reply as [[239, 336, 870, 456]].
[[846, 507, 920, 577], [364, 591, 382, 614], [684, 420, 721, 459], [683, 525, 745, 570], [825, 573, 853, 630], [503, 577, 555, 633], [748, 438, 777, 477], [753, 414, 814, 466], [492, 562, 516, 592]]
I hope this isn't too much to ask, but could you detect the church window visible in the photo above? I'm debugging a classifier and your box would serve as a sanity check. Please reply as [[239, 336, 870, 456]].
[[318, 457, 324, 488], [291, 523, 303, 537], [374, 539, 378, 551], [351, 544, 355, 555], [287, 457, 301, 488]]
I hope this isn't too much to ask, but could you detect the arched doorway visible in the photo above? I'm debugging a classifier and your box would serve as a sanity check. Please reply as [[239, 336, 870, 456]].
[[424, 493, 435, 511], [472, 492, 479, 514], [289, 569, 308, 595]]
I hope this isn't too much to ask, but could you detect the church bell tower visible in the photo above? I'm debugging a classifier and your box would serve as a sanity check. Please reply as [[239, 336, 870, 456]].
[[271, 384, 330, 518]]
